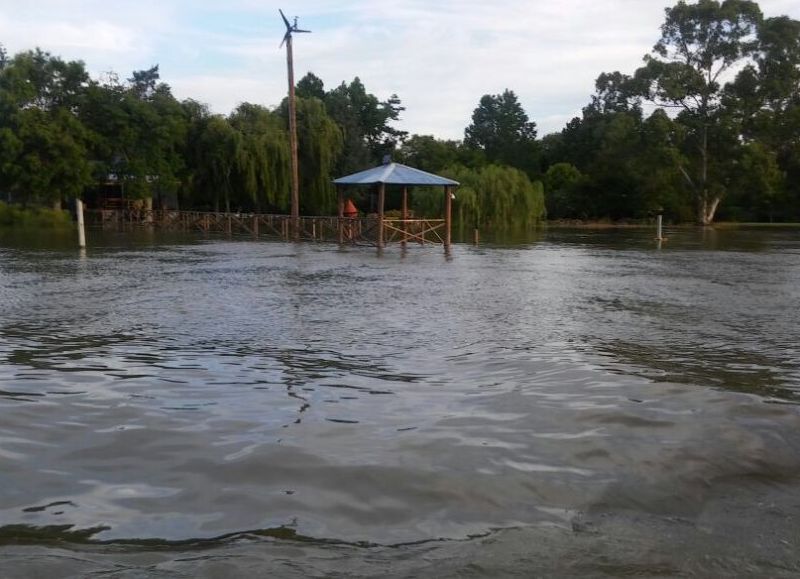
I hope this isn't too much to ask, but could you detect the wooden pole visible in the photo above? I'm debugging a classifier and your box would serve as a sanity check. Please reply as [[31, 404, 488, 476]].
[[401, 186, 408, 248], [337, 186, 344, 244], [656, 214, 664, 241], [444, 186, 452, 250], [377, 183, 385, 249], [253, 215, 259, 238], [76, 198, 86, 248], [286, 34, 300, 241]]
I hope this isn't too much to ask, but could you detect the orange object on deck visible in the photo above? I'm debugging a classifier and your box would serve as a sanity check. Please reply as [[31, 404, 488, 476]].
[[343, 199, 358, 218]]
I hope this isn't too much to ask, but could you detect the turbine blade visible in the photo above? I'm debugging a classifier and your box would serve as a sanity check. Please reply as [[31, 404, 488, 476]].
[[279, 32, 290, 48], [295, 28, 311, 33], [279, 9, 290, 29]]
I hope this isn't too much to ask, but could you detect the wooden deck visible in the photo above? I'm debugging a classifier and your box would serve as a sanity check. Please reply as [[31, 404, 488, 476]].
[[85, 209, 446, 247]]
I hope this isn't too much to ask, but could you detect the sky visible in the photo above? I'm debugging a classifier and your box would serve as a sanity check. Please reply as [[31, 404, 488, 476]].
[[1, 0, 798, 139]]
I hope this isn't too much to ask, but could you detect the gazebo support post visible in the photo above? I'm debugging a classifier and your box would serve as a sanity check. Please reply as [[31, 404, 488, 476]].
[[401, 186, 408, 248], [337, 186, 344, 245], [444, 185, 452, 251], [377, 183, 385, 249]]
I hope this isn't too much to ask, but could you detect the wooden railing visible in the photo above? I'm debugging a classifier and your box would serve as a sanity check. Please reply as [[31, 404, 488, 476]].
[[85, 209, 447, 246]]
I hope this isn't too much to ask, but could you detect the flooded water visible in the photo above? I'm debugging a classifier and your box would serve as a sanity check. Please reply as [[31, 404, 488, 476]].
[[1, 226, 800, 577]]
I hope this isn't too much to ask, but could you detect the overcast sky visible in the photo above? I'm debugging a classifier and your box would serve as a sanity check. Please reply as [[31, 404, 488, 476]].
[[1, 0, 798, 138]]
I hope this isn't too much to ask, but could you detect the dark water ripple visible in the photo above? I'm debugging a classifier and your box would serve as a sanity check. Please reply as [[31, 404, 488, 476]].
[[1, 227, 800, 576]]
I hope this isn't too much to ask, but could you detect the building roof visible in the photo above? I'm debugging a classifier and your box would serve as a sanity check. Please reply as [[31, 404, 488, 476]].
[[333, 162, 459, 187]]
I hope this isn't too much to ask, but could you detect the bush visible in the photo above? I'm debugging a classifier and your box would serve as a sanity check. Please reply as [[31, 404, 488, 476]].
[[0, 202, 73, 228]]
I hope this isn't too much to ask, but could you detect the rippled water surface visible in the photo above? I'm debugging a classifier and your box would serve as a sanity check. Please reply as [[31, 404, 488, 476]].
[[2, 227, 800, 577]]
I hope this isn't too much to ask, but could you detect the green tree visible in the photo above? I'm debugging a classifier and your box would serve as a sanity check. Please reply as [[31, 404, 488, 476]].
[[435, 164, 545, 230], [723, 142, 784, 221], [190, 115, 241, 212], [727, 15, 800, 219], [296, 72, 325, 100], [397, 135, 460, 173], [544, 163, 583, 219], [293, 97, 342, 214], [228, 103, 290, 211], [633, 0, 763, 224], [464, 89, 540, 177], [80, 69, 187, 206], [321, 76, 407, 173], [0, 49, 94, 208]]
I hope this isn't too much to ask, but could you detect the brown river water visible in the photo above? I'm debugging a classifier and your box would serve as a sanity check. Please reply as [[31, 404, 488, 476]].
[[1, 226, 799, 577]]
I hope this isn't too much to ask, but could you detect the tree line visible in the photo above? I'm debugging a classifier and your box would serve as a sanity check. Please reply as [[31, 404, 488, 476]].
[[1, 0, 798, 226]]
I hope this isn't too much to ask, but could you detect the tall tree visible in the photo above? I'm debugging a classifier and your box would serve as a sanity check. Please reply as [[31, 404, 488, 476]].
[[321, 76, 407, 174], [464, 89, 540, 177], [727, 15, 800, 219], [634, 0, 763, 224], [292, 97, 342, 214], [80, 69, 187, 206], [296, 72, 325, 100], [0, 49, 94, 207], [228, 103, 290, 211]]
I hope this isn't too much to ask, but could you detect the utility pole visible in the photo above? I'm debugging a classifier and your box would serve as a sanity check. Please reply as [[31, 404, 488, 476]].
[[279, 10, 310, 240]]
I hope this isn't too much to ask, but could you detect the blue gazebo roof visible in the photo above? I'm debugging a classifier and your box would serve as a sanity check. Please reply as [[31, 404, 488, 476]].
[[333, 162, 459, 187]]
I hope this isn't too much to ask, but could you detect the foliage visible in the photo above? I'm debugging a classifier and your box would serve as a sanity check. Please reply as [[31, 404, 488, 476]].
[[632, 0, 764, 223], [0, 50, 94, 207], [464, 89, 540, 177], [292, 97, 343, 214], [416, 164, 546, 229], [229, 103, 291, 211], [312, 75, 408, 173], [0, 201, 72, 227]]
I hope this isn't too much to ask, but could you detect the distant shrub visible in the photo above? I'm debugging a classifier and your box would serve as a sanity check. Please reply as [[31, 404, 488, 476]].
[[0, 202, 72, 228]]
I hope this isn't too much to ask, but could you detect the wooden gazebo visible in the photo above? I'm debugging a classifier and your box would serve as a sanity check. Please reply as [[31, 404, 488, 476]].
[[333, 161, 459, 250]]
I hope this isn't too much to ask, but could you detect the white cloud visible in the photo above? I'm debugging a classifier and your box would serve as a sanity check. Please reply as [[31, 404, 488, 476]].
[[1, 0, 798, 138]]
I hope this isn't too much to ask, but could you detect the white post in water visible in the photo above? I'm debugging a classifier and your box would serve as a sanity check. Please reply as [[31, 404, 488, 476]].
[[656, 214, 663, 241], [76, 198, 86, 248]]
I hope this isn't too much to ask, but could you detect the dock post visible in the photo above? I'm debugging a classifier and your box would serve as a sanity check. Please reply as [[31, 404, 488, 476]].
[[401, 186, 408, 248], [337, 187, 344, 244], [253, 215, 259, 238], [377, 183, 385, 250], [444, 186, 452, 251], [76, 198, 86, 248], [656, 214, 663, 241]]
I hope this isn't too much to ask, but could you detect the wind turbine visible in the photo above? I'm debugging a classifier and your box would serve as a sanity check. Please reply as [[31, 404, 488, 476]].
[[279, 9, 310, 239]]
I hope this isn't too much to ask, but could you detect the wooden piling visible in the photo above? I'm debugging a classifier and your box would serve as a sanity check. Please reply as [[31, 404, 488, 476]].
[[401, 186, 408, 248], [444, 186, 452, 250], [377, 183, 385, 249], [337, 187, 344, 244], [76, 198, 86, 248]]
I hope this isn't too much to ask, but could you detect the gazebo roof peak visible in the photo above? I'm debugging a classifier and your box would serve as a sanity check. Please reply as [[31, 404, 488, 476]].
[[333, 161, 459, 187]]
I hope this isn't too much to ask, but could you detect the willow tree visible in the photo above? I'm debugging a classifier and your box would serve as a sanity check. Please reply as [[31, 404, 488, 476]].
[[192, 116, 240, 212], [229, 103, 290, 212], [437, 164, 545, 230], [292, 96, 342, 215]]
